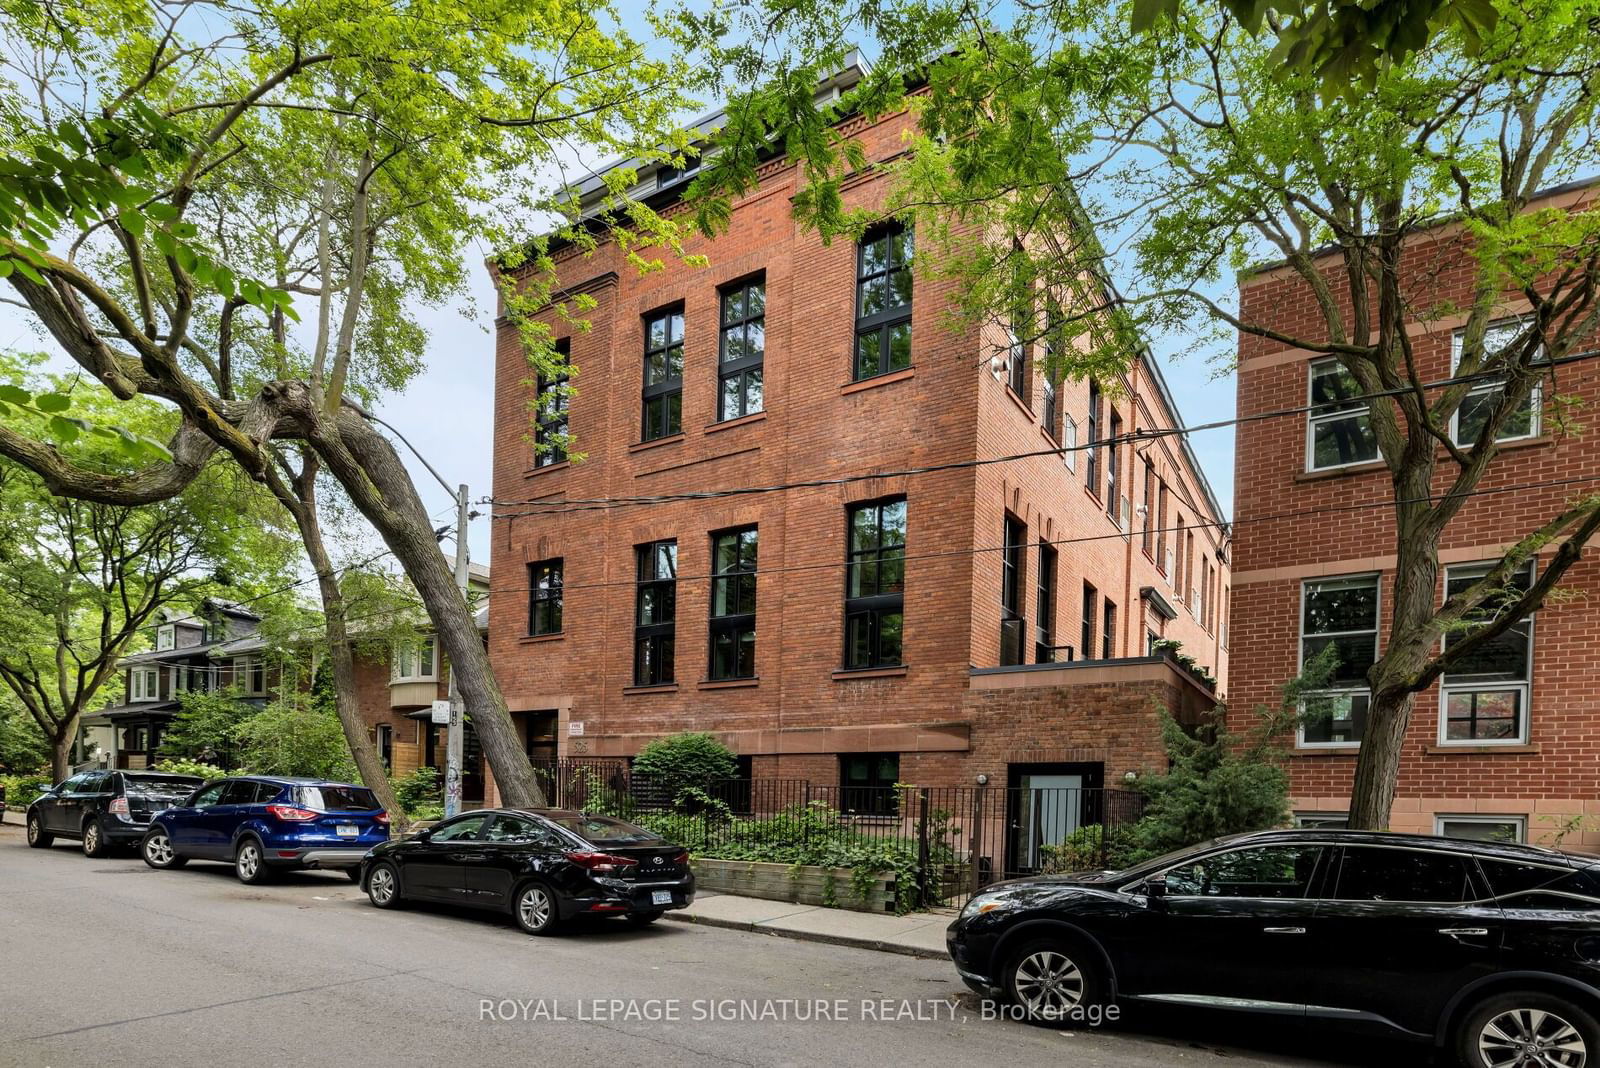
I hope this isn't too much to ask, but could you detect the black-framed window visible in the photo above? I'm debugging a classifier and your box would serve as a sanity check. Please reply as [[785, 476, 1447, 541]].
[[1041, 378, 1058, 439], [634, 541, 677, 685], [528, 558, 563, 637], [709, 527, 758, 680], [1035, 540, 1058, 663], [845, 498, 906, 669], [1141, 459, 1156, 555], [1107, 410, 1122, 521], [854, 226, 913, 380], [1000, 514, 1025, 666], [375, 724, 393, 771], [1081, 581, 1097, 661], [718, 279, 765, 421], [839, 752, 899, 815], [1102, 598, 1117, 659], [642, 308, 684, 441], [1086, 380, 1101, 493], [534, 338, 570, 467]]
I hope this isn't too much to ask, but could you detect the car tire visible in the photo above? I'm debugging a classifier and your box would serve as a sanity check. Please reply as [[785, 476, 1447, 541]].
[[82, 817, 109, 858], [234, 837, 273, 885], [626, 910, 664, 926], [1456, 990, 1599, 1068], [1001, 937, 1106, 1026], [141, 828, 186, 869], [513, 882, 561, 936], [366, 862, 404, 909], [26, 812, 53, 849]]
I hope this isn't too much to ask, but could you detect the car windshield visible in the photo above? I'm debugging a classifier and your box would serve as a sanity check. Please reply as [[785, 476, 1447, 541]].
[[295, 786, 378, 812], [548, 814, 661, 845], [1116, 839, 1229, 880], [123, 777, 199, 797]]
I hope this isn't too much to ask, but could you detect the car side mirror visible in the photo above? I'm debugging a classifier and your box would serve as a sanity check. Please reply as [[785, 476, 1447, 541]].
[[1141, 876, 1168, 903], [413, 828, 432, 843]]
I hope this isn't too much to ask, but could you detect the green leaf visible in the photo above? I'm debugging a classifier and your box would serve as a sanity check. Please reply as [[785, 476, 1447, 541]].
[[34, 393, 71, 413], [11, 259, 45, 285], [46, 415, 80, 443], [145, 202, 179, 222], [117, 208, 145, 238], [0, 385, 29, 405]]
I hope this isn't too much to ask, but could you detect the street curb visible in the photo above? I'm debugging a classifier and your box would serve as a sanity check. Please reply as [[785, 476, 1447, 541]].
[[663, 911, 947, 960]]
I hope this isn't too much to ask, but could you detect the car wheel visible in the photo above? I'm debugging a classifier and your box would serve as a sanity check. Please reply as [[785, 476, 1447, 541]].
[[234, 838, 273, 885], [366, 862, 404, 909], [141, 829, 186, 869], [1458, 991, 1598, 1068], [626, 910, 664, 926], [26, 812, 53, 849], [513, 882, 560, 935], [82, 818, 109, 858], [1002, 938, 1105, 1026]]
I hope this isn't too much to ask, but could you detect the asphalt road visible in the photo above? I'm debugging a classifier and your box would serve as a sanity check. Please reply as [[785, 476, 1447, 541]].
[[0, 823, 1427, 1068]]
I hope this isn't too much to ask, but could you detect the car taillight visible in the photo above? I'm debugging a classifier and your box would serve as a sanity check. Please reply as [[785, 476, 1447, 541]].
[[109, 797, 130, 818], [564, 850, 639, 874], [265, 804, 318, 821], [672, 850, 690, 866], [375, 811, 390, 825]]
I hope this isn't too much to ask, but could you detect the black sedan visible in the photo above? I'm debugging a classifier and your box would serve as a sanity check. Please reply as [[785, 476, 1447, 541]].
[[949, 828, 1600, 1068], [359, 808, 694, 934]]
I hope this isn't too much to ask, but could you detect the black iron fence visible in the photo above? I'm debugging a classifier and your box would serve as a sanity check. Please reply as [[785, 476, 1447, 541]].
[[528, 760, 1145, 910]]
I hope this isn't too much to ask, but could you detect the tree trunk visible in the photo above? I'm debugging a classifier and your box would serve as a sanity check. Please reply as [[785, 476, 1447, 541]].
[[49, 728, 74, 783], [283, 458, 409, 828], [1345, 688, 1413, 829], [311, 402, 545, 807]]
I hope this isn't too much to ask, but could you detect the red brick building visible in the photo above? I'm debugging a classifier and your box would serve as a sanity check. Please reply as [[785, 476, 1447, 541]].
[[1230, 179, 1600, 849], [487, 58, 1229, 806]]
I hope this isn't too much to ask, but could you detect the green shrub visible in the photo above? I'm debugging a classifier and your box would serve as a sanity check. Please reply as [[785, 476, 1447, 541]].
[[631, 732, 737, 798], [392, 767, 442, 814], [1, 772, 54, 809], [159, 690, 254, 764], [150, 758, 229, 782], [231, 699, 357, 781]]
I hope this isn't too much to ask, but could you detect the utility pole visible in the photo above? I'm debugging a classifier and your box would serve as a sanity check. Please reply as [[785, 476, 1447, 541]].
[[443, 481, 469, 819]]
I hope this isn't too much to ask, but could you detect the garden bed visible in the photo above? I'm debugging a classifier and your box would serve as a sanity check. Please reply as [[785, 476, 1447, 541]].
[[692, 858, 899, 913]]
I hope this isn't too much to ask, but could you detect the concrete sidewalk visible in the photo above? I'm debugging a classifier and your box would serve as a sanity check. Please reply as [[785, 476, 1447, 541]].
[[665, 892, 954, 960]]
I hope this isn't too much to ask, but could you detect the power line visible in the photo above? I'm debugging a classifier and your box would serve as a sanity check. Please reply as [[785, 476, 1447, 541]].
[[480, 470, 1600, 598], [484, 348, 1600, 516]]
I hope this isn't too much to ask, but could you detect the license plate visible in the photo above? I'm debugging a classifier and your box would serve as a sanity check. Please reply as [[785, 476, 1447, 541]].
[[651, 890, 673, 906], [336, 824, 358, 838]]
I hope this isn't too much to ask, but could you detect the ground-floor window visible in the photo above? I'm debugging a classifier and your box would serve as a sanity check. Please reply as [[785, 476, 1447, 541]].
[[839, 752, 899, 815], [1435, 814, 1525, 843], [1293, 812, 1349, 829]]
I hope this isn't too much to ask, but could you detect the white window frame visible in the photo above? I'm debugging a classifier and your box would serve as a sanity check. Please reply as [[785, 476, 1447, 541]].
[[235, 656, 268, 696], [1449, 318, 1542, 447], [1436, 561, 1534, 747], [129, 666, 159, 702], [1294, 812, 1349, 829], [1434, 814, 1526, 844], [1306, 358, 1379, 472], [1061, 416, 1076, 473], [1297, 573, 1382, 749], [391, 636, 439, 683], [156, 624, 176, 652]]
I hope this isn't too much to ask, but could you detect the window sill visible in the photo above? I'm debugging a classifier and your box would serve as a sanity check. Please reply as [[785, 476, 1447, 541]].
[[522, 460, 570, 479], [839, 367, 914, 395], [1297, 435, 1554, 482], [698, 677, 759, 690], [1423, 743, 1539, 755], [1003, 383, 1034, 419], [1290, 745, 1360, 756], [630, 434, 685, 454], [706, 411, 767, 434], [518, 633, 565, 645], [623, 682, 679, 695], [831, 665, 908, 681]]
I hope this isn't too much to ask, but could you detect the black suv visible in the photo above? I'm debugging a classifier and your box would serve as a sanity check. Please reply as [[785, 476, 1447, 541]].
[[361, 809, 694, 934], [27, 770, 203, 857], [948, 829, 1600, 1067]]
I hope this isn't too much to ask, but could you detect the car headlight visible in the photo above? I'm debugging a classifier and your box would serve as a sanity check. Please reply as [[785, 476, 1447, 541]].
[[960, 891, 1015, 920]]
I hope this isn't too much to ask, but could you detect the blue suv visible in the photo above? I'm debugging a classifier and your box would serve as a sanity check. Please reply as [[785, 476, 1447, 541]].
[[140, 776, 389, 884]]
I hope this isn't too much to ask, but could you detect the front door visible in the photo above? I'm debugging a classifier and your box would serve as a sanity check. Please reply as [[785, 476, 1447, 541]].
[[40, 775, 86, 832], [1112, 842, 1327, 1011], [1006, 762, 1101, 876], [403, 814, 488, 902], [169, 781, 227, 852]]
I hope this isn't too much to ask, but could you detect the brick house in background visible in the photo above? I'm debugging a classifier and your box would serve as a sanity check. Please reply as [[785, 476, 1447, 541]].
[[487, 55, 1229, 819], [1229, 178, 1600, 849], [83, 564, 492, 804]]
